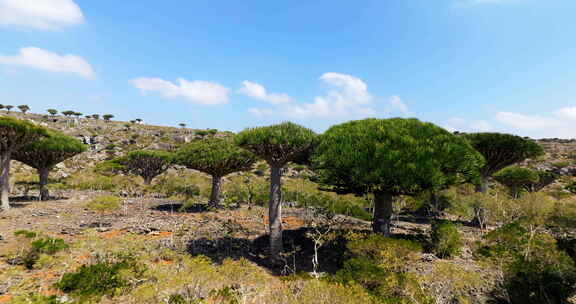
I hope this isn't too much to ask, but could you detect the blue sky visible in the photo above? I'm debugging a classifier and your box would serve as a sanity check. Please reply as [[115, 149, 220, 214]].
[[1, 0, 575, 138]]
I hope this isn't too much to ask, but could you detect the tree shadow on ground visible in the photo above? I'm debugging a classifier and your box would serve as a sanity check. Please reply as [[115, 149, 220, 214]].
[[185, 228, 410, 275], [10, 195, 69, 203], [152, 203, 211, 213]]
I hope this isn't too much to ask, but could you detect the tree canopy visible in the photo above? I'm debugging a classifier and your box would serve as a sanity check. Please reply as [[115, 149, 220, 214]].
[[312, 118, 484, 235], [176, 137, 256, 207], [0, 116, 48, 209], [109, 150, 173, 185], [312, 118, 485, 196], [464, 133, 544, 181], [236, 122, 317, 166], [13, 131, 86, 200]]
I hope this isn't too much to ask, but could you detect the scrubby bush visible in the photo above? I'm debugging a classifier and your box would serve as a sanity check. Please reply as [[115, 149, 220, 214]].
[[10, 231, 68, 269], [476, 222, 576, 304], [9, 293, 61, 304], [56, 253, 146, 301], [86, 195, 122, 213], [430, 220, 462, 258], [283, 189, 371, 221], [336, 234, 432, 303]]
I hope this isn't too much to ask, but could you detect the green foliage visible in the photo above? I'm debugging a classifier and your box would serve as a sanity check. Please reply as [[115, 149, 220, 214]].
[[312, 118, 485, 196], [463, 132, 544, 179], [13, 131, 86, 170], [565, 181, 576, 194], [430, 220, 462, 258], [109, 150, 173, 184], [476, 222, 576, 304], [336, 234, 431, 304], [176, 138, 256, 177], [46, 109, 58, 116], [86, 195, 122, 212], [0, 116, 48, 153], [283, 189, 371, 221], [152, 175, 201, 202], [55, 254, 146, 301], [493, 166, 539, 197], [14, 229, 38, 238], [10, 232, 68, 269], [9, 293, 61, 304], [103, 114, 114, 121], [236, 122, 317, 166]]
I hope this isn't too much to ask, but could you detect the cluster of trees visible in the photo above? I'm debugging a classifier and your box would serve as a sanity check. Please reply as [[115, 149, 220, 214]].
[[0, 104, 29, 114], [1, 114, 546, 264]]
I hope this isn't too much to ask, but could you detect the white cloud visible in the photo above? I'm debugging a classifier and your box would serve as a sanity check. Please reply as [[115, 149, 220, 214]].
[[0, 47, 95, 79], [554, 107, 576, 120], [389, 95, 410, 116], [495, 108, 576, 138], [0, 0, 84, 30], [469, 120, 493, 132], [280, 72, 375, 119], [238, 81, 291, 104], [131, 77, 229, 105]]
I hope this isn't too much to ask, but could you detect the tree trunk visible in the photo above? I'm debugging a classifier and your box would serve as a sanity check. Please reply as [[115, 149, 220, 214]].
[[143, 176, 153, 185], [0, 152, 11, 210], [475, 176, 489, 193], [209, 175, 222, 208], [269, 165, 283, 263], [373, 191, 394, 236], [38, 167, 51, 201]]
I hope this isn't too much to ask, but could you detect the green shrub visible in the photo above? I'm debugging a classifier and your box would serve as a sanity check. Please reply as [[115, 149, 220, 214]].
[[336, 234, 431, 303], [283, 189, 371, 221], [9, 293, 61, 304], [476, 222, 576, 304], [55, 254, 146, 301], [86, 195, 122, 212], [14, 229, 38, 238], [565, 181, 576, 194], [430, 220, 462, 258]]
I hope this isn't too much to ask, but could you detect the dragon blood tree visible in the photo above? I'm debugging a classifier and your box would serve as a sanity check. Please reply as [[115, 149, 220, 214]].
[[13, 131, 86, 201], [109, 150, 173, 185], [0, 116, 47, 210], [464, 133, 544, 193], [312, 118, 484, 236], [236, 122, 317, 262], [176, 137, 256, 208]]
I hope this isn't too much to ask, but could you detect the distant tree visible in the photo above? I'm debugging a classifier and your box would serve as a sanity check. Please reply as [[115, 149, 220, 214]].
[[73, 112, 82, 118], [47, 109, 58, 116], [18, 105, 30, 114], [61, 110, 75, 117], [236, 122, 317, 262], [0, 105, 4, 110], [13, 132, 86, 200], [92, 114, 100, 120], [5, 105, 14, 113], [108, 150, 173, 185], [530, 171, 559, 193], [0, 116, 48, 209], [312, 118, 484, 236], [464, 133, 544, 193], [129, 120, 136, 124], [494, 166, 540, 198], [103, 114, 114, 122], [135, 118, 143, 124], [179, 123, 186, 128], [84, 115, 91, 119], [176, 138, 256, 208]]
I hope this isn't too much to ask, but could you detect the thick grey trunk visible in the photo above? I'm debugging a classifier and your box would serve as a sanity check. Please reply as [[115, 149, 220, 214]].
[[209, 175, 222, 208], [269, 166, 283, 263], [0, 152, 11, 210], [38, 167, 50, 201], [373, 191, 394, 236], [143, 176, 153, 185]]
